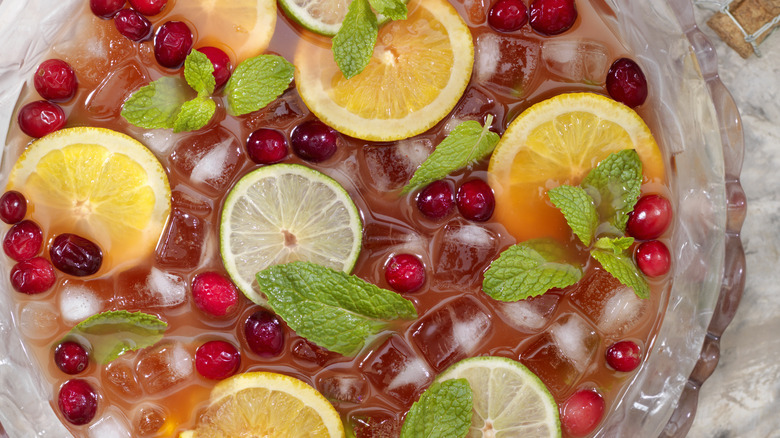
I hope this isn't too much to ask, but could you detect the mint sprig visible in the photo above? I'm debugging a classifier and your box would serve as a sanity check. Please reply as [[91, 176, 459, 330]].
[[333, 0, 378, 80], [402, 115, 500, 194], [184, 49, 216, 96], [121, 77, 190, 129], [224, 55, 295, 116], [581, 149, 643, 233], [256, 261, 418, 356], [591, 248, 649, 299], [400, 379, 473, 438], [548, 185, 598, 246], [369, 0, 408, 21], [174, 96, 216, 133]]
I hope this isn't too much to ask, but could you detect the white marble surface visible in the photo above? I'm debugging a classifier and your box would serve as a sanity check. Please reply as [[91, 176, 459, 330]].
[[688, 6, 780, 438]]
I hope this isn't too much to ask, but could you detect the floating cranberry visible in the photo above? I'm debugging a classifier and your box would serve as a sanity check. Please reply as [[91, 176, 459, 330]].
[[635, 240, 671, 277], [58, 379, 98, 425], [627, 194, 672, 240], [154, 21, 193, 69], [197, 46, 232, 90], [385, 254, 426, 293], [114, 9, 153, 42], [291, 120, 339, 162], [90, 0, 126, 18], [606, 340, 642, 372], [246, 129, 288, 164], [49, 234, 103, 277], [561, 389, 605, 437], [416, 180, 454, 220], [54, 341, 90, 375], [17, 100, 66, 138], [488, 0, 529, 32], [10, 257, 56, 294], [606, 58, 648, 108], [3, 220, 43, 262], [0, 191, 27, 224], [457, 179, 495, 222], [128, 0, 168, 16], [529, 0, 578, 35], [244, 309, 284, 357], [191, 272, 239, 317], [34, 59, 78, 102], [195, 340, 241, 380]]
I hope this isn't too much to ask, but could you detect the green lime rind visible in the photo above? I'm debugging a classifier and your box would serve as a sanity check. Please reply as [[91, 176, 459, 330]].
[[278, 0, 407, 36]]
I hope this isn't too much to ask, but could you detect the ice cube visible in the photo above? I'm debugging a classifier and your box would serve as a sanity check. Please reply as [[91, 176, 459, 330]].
[[59, 285, 101, 324], [361, 138, 433, 191], [169, 127, 244, 195], [290, 338, 341, 368], [155, 208, 206, 269], [433, 220, 499, 287], [317, 374, 368, 404], [103, 358, 142, 400], [349, 410, 402, 438], [542, 39, 610, 84], [171, 186, 213, 217], [85, 62, 150, 120], [475, 33, 540, 97], [134, 404, 166, 436], [362, 335, 433, 405], [89, 409, 131, 438], [569, 269, 649, 337], [135, 342, 193, 395], [18, 301, 60, 341], [493, 293, 561, 333], [139, 129, 180, 156], [147, 268, 187, 308], [410, 295, 493, 371], [463, 0, 488, 24], [444, 87, 504, 136], [242, 89, 307, 130]]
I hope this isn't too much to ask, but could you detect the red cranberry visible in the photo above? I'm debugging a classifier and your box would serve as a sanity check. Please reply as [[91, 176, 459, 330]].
[[191, 272, 239, 317], [457, 179, 495, 222], [635, 240, 671, 277], [17, 101, 66, 138], [154, 21, 193, 69], [90, 0, 126, 18], [128, 0, 168, 16], [488, 0, 529, 32], [197, 46, 232, 90], [385, 254, 426, 293], [246, 129, 288, 164], [627, 194, 672, 240], [10, 257, 56, 294], [49, 234, 103, 277], [195, 340, 241, 380], [34, 59, 78, 102], [606, 340, 642, 372], [3, 220, 43, 262], [528, 0, 577, 35], [244, 309, 284, 357], [0, 191, 27, 224], [561, 389, 605, 437], [606, 58, 648, 108], [54, 341, 90, 375], [416, 180, 454, 220], [114, 9, 153, 42], [291, 120, 339, 162], [57, 379, 98, 425]]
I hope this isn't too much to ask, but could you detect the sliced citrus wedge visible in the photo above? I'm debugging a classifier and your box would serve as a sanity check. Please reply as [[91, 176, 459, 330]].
[[220, 163, 362, 306], [279, 0, 407, 36], [437, 356, 561, 438], [295, 0, 474, 141], [488, 93, 665, 242], [6, 127, 170, 274]]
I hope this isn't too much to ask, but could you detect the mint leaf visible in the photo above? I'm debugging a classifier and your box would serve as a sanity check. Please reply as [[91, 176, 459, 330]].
[[591, 248, 649, 299], [121, 77, 189, 129], [257, 261, 417, 356], [173, 96, 216, 133], [483, 239, 582, 302], [594, 236, 634, 253], [402, 116, 500, 194], [332, 0, 378, 79], [548, 185, 598, 246], [62, 311, 167, 364], [184, 50, 216, 96], [581, 149, 643, 233], [400, 379, 472, 438], [225, 55, 295, 116], [369, 0, 407, 20]]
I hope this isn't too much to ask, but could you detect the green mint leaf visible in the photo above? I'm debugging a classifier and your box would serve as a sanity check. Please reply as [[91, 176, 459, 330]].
[[173, 96, 216, 133], [225, 55, 295, 116], [121, 77, 189, 129], [400, 379, 472, 438], [548, 185, 599, 246], [62, 311, 167, 364], [369, 0, 407, 21], [591, 248, 650, 299], [402, 116, 500, 194], [332, 0, 378, 79], [581, 149, 643, 234], [184, 50, 216, 96], [483, 239, 582, 302], [257, 261, 417, 356], [594, 236, 634, 253]]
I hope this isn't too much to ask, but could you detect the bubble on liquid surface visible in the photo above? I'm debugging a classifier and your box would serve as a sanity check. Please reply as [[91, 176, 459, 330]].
[[569, 269, 648, 337], [59, 285, 101, 324], [88, 408, 131, 438], [18, 301, 60, 340], [474, 33, 540, 97], [135, 342, 193, 395], [494, 293, 560, 333], [542, 39, 610, 84]]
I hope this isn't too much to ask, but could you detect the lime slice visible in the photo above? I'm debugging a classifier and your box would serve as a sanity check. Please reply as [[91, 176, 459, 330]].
[[437, 356, 561, 437], [278, 0, 407, 36], [220, 163, 362, 305]]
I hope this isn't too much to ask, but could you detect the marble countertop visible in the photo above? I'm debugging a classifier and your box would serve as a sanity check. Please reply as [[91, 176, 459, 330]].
[[687, 6, 780, 438]]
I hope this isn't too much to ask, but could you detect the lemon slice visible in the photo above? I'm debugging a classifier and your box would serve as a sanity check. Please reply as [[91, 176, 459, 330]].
[[279, 0, 407, 36], [220, 163, 362, 305], [488, 93, 665, 242], [437, 356, 561, 438], [295, 0, 474, 141], [6, 127, 170, 274], [184, 372, 345, 437]]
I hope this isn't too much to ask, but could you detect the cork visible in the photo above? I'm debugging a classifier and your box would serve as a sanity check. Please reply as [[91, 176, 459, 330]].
[[707, 0, 780, 58]]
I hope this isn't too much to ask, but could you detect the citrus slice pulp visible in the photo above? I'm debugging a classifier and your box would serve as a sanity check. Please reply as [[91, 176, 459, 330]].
[[220, 163, 362, 306], [294, 0, 474, 141], [488, 93, 665, 242], [6, 127, 171, 274], [437, 356, 561, 438]]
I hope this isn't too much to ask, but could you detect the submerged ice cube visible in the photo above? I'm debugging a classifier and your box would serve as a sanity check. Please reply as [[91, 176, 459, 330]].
[[433, 220, 499, 287], [362, 336, 433, 405], [570, 269, 648, 337], [475, 33, 540, 97], [103, 357, 142, 400], [88, 409, 131, 438], [59, 285, 101, 324], [170, 127, 244, 195], [85, 61, 150, 120], [317, 373, 368, 404], [242, 89, 307, 130], [135, 342, 193, 395], [155, 208, 206, 269], [542, 39, 610, 84], [361, 139, 433, 191], [444, 87, 504, 136], [115, 267, 187, 310], [133, 404, 166, 436], [493, 293, 561, 333], [18, 301, 60, 341]]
